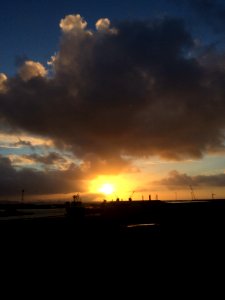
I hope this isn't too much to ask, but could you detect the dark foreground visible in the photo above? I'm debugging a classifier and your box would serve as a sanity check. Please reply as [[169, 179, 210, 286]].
[[1, 200, 223, 295], [1, 199, 225, 252], [1, 200, 225, 285]]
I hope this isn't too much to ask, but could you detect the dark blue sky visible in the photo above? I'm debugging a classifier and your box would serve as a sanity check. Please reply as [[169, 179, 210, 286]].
[[1, 0, 222, 75]]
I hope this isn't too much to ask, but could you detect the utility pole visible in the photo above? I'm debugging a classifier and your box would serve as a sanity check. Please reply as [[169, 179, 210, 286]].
[[21, 189, 24, 203], [189, 186, 196, 200]]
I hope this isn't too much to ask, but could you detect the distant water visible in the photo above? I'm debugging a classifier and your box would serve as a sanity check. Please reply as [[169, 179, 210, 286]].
[[127, 223, 158, 228], [0, 208, 65, 221]]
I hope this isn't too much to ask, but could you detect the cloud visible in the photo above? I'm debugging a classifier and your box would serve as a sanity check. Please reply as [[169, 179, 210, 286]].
[[0, 151, 133, 197], [0, 14, 225, 163], [95, 18, 110, 31], [19, 61, 47, 81], [0, 155, 84, 196], [154, 170, 225, 189], [23, 152, 66, 165], [79, 154, 133, 176], [59, 14, 87, 32], [12, 139, 35, 150], [0, 73, 7, 93], [0, 134, 53, 152], [95, 18, 117, 34]]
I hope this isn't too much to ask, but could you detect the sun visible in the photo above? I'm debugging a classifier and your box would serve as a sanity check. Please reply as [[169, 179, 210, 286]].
[[89, 175, 135, 200], [99, 183, 114, 195]]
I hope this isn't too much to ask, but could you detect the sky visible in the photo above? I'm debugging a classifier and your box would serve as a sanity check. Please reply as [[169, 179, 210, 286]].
[[1, 0, 225, 202]]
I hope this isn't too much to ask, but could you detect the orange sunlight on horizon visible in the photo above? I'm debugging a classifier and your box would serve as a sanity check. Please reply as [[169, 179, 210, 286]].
[[89, 175, 135, 200]]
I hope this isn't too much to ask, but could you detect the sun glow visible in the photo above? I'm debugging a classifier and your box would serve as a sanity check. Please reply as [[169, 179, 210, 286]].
[[99, 183, 114, 195], [89, 175, 137, 201]]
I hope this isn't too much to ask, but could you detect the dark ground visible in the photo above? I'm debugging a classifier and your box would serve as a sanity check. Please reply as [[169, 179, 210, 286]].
[[1, 200, 225, 287], [1, 199, 225, 251]]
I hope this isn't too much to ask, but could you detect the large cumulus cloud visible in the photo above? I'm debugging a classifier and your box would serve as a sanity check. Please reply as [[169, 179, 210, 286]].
[[1, 14, 225, 162]]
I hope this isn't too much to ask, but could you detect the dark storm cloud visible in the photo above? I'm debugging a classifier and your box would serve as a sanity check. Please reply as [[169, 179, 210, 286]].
[[154, 170, 225, 189], [0, 155, 84, 196], [1, 14, 225, 161]]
